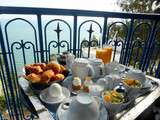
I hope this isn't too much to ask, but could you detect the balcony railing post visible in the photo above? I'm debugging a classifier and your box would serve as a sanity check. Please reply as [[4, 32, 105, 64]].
[[122, 18, 134, 65], [73, 16, 77, 56], [37, 14, 44, 62], [142, 20, 158, 72], [155, 62, 160, 78], [102, 17, 108, 45], [0, 24, 20, 120]]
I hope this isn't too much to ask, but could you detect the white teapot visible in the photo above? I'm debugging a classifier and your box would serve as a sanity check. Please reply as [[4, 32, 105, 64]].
[[71, 58, 94, 80], [88, 58, 105, 79]]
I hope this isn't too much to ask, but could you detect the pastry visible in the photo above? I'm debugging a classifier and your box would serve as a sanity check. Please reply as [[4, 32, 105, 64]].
[[72, 77, 82, 91], [25, 73, 41, 83], [24, 62, 67, 84], [41, 70, 55, 83], [51, 74, 65, 81], [32, 63, 46, 71], [25, 65, 43, 74], [60, 65, 66, 72], [46, 62, 61, 74], [25, 65, 32, 75]]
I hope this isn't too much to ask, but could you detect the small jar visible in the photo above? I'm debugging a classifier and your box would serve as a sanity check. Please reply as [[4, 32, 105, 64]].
[[83, 76, 93, 93]]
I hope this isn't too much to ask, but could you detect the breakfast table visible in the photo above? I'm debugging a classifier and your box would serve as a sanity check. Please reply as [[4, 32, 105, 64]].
[[18, 61, 160, 120]]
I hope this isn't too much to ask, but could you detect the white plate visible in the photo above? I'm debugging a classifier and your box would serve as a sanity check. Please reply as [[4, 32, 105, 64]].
[[62, 76, 104, 95], [56, 97, 108, 120], [40, 87, 70, 104]]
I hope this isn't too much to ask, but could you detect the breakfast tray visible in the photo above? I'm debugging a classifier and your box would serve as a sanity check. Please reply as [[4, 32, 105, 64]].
[[18, 75, 160, 120]]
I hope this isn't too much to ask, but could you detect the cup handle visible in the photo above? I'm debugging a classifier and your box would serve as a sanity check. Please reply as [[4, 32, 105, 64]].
[[61, 102, 70, 110]]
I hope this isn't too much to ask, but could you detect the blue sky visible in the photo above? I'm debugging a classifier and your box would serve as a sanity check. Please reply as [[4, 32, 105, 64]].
[[0, 0, 121, 12]]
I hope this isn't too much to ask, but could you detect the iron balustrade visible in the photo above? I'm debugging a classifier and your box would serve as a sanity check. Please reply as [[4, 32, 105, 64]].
[[0, 6, 160, 120]]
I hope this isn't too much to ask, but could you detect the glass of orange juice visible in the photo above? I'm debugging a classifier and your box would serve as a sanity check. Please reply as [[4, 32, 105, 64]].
[[96, 47, 112, 64], [104, 46, 112, 63]]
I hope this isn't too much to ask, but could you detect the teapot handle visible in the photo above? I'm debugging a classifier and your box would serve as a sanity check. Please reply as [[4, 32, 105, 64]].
[[86, 64, 95, 77], [99, 65, 105, 76], [61, 102, 70, 110]]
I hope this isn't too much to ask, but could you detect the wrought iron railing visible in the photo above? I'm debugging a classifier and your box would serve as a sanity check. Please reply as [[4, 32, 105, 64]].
[[0, 6, 160, 120]]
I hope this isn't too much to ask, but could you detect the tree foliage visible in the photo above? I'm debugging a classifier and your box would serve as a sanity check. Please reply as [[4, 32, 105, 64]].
[[117, 0, 160, 13], [117, 0, 160, 70]]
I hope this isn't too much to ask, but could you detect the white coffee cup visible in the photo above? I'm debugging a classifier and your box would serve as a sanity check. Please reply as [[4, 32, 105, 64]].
[[63, 93, 100, 120]]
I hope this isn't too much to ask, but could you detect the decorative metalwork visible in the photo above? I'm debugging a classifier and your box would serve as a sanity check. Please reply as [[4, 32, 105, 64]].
[[80, 24, 99, 58], [0, 54, 14, 120], [146, 40, 160, 77], [78, 20, 102, 57], [127, 22, 151, 69], [106, 22, 128, 63], [3, 18, 39, 120], [106, 22, 128, 43], [128, 40, 145, 68], [108, 36, 124, 62], [44, 19, 72, 62]]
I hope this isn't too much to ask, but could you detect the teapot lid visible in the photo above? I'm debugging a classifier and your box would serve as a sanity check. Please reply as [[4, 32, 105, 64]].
[[114, 83, 127, 94], [76, 93, 93, 105], [88, 58, 103, 65], [74, 58, 89, 65]]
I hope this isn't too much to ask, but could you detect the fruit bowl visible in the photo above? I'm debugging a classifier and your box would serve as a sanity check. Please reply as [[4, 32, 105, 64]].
[[102, 90, 133, 118]]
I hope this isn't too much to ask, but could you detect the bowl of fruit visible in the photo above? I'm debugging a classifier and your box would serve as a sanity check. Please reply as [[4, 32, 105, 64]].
[[102, 90, 131, 118], [24, 62, 69, 91], [122, 79, 142, 98]]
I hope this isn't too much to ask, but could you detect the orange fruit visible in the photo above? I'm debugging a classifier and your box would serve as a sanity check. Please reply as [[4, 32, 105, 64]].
[[104, 95, 111, 103]]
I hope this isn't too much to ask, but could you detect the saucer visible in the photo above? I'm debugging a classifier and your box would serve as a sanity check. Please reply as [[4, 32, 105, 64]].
[[40, 87, 70, 104], [105, 62, 126, 75], [139, 78, 158, 96], [56, 97, 108, 120], [62, 76, 104, 95]]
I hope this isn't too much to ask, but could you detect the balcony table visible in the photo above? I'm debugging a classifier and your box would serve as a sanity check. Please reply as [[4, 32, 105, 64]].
[[18, 74, 160, 120]]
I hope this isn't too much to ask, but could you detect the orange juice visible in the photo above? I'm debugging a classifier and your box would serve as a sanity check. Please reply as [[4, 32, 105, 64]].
[[104, 47, 112, 63], [96, 47, 112, 64], [96, 49, 103, 59]]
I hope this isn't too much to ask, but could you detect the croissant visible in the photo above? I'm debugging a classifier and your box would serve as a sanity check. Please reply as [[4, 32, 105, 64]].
[[51, 74, 64, 81], [25, 73, 41, 83], [25, 65, 43, 74], [60, 65, 66, 72], [46, 62, 61, 74], [32, 63, 46, 71], [41, 70, 55, 83]]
